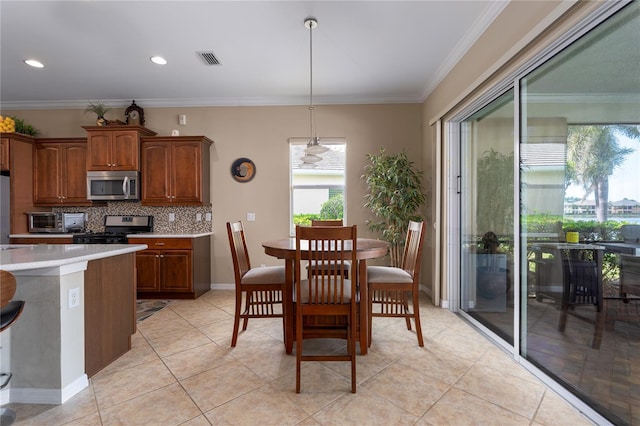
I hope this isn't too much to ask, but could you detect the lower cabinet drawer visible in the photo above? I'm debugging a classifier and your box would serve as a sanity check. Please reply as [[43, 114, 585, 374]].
[[131, 238, 192, 250]]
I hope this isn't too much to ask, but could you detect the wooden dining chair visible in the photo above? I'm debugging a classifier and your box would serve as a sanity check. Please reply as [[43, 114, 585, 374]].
[[367, 220, 426, 347], [308, 219, 351, 279], [310, 219, 344, 227], [227, 221, 285, 347], [295, 224, 358, 393], [558, 255, 604, 349]]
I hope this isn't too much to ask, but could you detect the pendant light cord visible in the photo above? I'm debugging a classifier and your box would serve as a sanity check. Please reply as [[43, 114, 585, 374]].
[[309, 19, 315, 142]]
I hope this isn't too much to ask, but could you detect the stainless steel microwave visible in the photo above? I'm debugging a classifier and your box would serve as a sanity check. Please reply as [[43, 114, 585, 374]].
[[87, 171, 140, 201]]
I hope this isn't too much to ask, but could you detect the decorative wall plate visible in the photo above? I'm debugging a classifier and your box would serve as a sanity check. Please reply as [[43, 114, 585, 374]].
[[231, 158, 256, 182]]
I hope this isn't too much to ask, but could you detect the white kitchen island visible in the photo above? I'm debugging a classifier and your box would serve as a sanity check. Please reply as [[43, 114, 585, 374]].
[[0, 243, 147, 405]]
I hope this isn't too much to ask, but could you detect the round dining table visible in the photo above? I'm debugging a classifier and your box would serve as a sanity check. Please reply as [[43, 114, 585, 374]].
[[263, 237, 389, 355]]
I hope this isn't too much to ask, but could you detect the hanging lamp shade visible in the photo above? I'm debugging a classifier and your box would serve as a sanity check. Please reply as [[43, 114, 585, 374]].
[[300, 153, 322, 163], [305, 136, 329, 155]]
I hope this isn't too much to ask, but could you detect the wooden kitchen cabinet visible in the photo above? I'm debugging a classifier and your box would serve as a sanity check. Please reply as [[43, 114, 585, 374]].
[[0, 137, 8, 171], [83, 125, 156, 171], [140, 136, 212, 206], [0, 133, 41, 234], [33, 138, 91, 206], [132, 236, 211, 299], [84, 253, 136, 377]]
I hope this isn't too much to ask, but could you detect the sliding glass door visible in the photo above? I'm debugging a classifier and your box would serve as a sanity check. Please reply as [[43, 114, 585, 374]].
[[459, 90, 515, 344], [456, 2, 639, 424], [519, 4, 639, 424]]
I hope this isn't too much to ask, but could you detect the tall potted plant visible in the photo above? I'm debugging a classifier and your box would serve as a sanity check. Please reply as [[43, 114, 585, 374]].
[[362, 148, 426, 266]]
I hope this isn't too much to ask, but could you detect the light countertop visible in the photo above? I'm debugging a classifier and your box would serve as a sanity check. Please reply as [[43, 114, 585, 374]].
[[0, 244, 147, 272], [11, 232, 213, 239], [9, 233, 75, 238], [127, 232, 213, 238]]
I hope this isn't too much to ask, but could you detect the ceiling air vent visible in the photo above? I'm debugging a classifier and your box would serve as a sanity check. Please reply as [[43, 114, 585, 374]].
[[197, 51, 222, 66]]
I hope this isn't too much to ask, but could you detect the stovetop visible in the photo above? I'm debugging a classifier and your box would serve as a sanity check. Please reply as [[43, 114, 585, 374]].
[[73, 232, 130, 244], [72, 215, 153, 244]]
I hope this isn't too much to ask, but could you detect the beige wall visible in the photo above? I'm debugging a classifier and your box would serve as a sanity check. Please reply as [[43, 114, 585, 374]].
[[4, 103, 423, 284]]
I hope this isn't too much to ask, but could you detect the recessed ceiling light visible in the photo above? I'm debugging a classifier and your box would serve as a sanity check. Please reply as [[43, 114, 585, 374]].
[[24, 59, 44, 68], [150, 56, 167, 65]]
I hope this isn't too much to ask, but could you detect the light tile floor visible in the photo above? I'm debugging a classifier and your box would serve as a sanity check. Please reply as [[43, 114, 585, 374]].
[[8, 290, 596, 425]]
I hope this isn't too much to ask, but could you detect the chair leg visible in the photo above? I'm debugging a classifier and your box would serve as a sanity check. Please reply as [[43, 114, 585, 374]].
[[242, 292, 251, 331], [403, 295, 412, 331], [368, 287, 373, 347], [412, 291, 424, 347], [592, 306, 605, 350], [350, 315, 356, 393], [558, 306, 568, 332], [296, 312, 303, 393], [231, 290, 243, 347]]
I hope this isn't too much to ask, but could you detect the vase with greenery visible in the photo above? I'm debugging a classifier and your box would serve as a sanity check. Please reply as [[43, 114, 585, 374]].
[[85, 101, 110, 125], [362, 148, 426, 266], [13, 117, 39, 136]]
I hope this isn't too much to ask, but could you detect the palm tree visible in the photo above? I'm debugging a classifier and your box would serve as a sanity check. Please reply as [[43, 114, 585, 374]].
[[567, 125, 640, 222]]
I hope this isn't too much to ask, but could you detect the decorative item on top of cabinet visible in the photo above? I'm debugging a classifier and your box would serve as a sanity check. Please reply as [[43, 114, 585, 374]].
[[124, 100, 144, 126], [33, 138, 92, 206], [85, 101, 111, 126], [140, 136, 212, 206], [131, 236, 211, 299], [83, 125, 156, 171]]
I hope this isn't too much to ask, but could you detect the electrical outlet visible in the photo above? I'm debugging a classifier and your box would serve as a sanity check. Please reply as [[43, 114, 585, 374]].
[[205, 213, 212, 221], [169, 213, 175, 222], [247, 212, 256, 221], [69, 288, 80, 308], [196, 213, 202, 221]]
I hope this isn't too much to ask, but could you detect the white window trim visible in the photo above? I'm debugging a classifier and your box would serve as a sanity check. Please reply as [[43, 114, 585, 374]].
[[289, 138, 347, 236]]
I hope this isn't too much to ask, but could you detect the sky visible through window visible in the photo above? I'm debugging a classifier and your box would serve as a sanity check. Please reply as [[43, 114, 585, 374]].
[[565, 134, 640, 202]]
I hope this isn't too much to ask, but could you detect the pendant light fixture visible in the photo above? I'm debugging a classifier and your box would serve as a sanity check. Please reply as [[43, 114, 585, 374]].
[[301, 17, 328, 168]]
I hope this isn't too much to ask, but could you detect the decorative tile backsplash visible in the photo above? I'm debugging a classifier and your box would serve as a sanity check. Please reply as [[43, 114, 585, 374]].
[[54, 202, 213, 233]]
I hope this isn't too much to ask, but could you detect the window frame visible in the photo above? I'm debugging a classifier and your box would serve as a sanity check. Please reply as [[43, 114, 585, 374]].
[[289, 138, 347, 235]]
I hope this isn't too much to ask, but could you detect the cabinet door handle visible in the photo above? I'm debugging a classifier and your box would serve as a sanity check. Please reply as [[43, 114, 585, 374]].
[[155, 242, 165, 246]]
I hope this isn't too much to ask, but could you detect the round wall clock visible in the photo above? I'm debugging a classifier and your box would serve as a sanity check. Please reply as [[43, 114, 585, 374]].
[[124, 100, 145, 126], [231, 158, 256, 182]]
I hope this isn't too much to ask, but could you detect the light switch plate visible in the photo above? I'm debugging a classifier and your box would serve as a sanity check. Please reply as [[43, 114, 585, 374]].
[[247, 212, 256, 221]]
